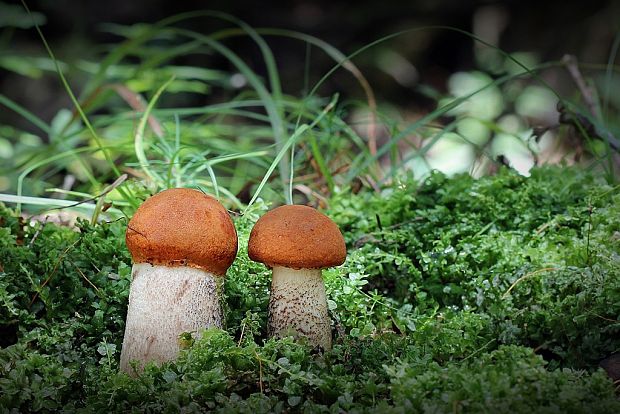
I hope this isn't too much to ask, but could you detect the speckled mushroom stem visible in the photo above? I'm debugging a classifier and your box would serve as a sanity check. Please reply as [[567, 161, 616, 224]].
[[119, 263, 223, 374], [268, 266, 331, 350]]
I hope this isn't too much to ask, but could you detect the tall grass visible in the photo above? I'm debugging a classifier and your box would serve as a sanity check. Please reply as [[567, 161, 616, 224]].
[[1, 6, 619, 220]]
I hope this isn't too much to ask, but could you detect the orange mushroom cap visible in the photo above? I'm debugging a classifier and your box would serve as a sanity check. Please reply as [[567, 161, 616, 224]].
[[125, 188, 238, 276], [248, 205, 346, 270]]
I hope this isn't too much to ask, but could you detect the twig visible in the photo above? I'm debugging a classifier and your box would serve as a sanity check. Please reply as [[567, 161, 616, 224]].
[[461, 338, 496, 362], [293, 184, 329, 206], [47, 174, 127, 214], [72, 261, 100, 294], [29, 236, 82, 306], [502, 267, 559, 298], [126, 224, 147, 239], [589, 312, 619, 323], [27, 216, 49, 248], [533, 342, 550, 353], [535, 221, 553, 235], [563, 54, 600, 119], [107, 84, 164, 138], [364, 174, 381, 193], [91, 174, 129, 224], [237, 321, 246, 347], [254, 350, 264, 393]]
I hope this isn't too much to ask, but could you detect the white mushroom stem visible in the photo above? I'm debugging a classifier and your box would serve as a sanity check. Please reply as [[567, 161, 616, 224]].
[[120, 263, 222, 374], [268, 266, 331, 350]]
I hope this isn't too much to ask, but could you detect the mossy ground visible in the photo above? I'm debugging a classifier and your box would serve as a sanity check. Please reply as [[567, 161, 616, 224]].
[[1, 166, 619, 413]]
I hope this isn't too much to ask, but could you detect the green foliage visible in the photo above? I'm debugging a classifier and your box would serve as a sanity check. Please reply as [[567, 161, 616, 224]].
[[388, 346, 619, 413], [222, 203, 271, 338], [1, 166, 619, 412], [2, 8, 619, 412], [330, 166, 620, 368], [7, 14, 620, 219], [0, 14, 381, 215]]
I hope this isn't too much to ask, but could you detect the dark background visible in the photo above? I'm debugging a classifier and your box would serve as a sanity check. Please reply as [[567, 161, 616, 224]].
[[2, 0, 619, 126]]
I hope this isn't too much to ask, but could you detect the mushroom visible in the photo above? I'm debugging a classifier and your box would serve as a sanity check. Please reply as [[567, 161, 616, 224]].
[[248, 205, 346, 350], [120, 188, 237, 373]]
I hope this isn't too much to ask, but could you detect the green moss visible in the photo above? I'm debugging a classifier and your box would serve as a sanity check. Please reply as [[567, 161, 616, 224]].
[[0, 166, 619, 412]]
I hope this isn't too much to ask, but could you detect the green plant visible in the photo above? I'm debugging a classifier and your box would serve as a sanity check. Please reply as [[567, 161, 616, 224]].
[[1, 166, 619, 412], [4, 11, 619, 221], [1, 6, 619, 412]]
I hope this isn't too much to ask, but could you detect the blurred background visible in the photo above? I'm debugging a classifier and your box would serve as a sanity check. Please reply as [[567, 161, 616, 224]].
[[4, 0, 618, 121], [1, 0, 619, 215]]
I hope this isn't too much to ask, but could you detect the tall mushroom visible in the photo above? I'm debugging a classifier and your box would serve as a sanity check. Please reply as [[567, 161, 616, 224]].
[[248, 205, 346, 350], [120, 188, 237, 373]]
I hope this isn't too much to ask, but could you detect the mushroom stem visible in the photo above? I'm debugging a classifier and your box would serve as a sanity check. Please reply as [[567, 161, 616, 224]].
[[268, 266, 331, 350], [120, 263, 222, 373]]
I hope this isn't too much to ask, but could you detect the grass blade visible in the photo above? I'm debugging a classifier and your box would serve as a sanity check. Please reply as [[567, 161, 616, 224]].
[[134, 76, 175, 186], [0, 94, 50, 133], [244, 95, 338, 213], [20, 0, 136, 209], [172, 27, 289, 197]]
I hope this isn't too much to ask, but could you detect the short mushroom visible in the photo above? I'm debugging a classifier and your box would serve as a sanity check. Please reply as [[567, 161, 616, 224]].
[[248, 205, 346, 350], [120, 188, 237, 373]]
